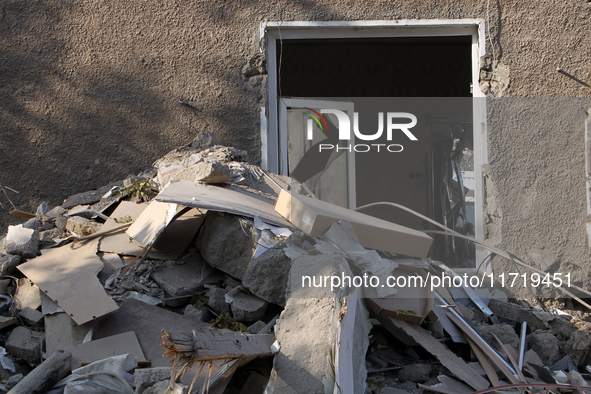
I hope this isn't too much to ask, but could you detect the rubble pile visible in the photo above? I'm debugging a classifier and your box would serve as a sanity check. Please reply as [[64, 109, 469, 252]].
[[0, 132, 591, 393]]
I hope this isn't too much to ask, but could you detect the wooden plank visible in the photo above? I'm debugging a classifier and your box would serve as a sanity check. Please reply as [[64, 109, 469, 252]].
[[7, 350, 71, 394], [466, 337, 501, 387], [18, 240, 118, 325], [380, 317, 489, 391], [162, 328, 276, 362], [9, 210, 36, 219], [446, 312, 521, 385]]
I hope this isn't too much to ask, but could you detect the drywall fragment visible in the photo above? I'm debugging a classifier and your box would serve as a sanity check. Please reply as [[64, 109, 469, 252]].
[[7, 350, 71, 394], [134, 367, 173, 394], [17, 307, 43, 325], [65, 331, 145, 370], [155, 180, 292, 228], [18, 240, 118, 325], [4, 225, 39, 259]]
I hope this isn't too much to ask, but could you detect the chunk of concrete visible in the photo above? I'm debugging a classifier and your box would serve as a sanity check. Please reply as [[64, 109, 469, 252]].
[[398, 363, 433, 383], [44, 312, 93, 356], [143, 379, 187, 394], [243, 246, 291, 306], [22, 218, 42, 230], [183, 304, 206, 322], [14, 278, 41, 311], [151, 251, 216, 307], [476, 323, 520, 353], [191, 131, 220, 151], [46, 206, 66, 219], [36, 202, 51, 216], [527, 330, 562, 367], [266, 254, 345, 394], [4, 225, 39, 259], [206, 287, 231, 315], [228, 288, 268, 324], [563, 323, 591, 367], [488, 299, 549, 330], [18, 307, 43, 325], [65, 216, 101, 236], [134, 366, 173, 394], [0, 255, 20, 275], [5, 326, 44, 364], [196, 212, 257, 280]]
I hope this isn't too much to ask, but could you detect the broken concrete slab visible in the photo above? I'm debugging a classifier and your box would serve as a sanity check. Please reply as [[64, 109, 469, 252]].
[[65, 331, 145, 370], [5, 326, 44, 365], [65, 216, 102, 237], [526, 330, 562, 367], [488, 299, 549, 330], [266, 254, 347, 394], [206, 287, 231, 315], [159, 161, 231, 186], [196, 212, 257, 280], [3, 225, 39, 259], [242, 245, 291, 306], [134, 366, 173, 394], [18, 240, 118, 325], [43, 311, 93, 356], [151, 250, 219, 307], [61, 182, 123, 209], [17, 307, 43, 325], [476, 323, 521, 354], [227, 287, 268, 324], [563, 323, 591, 367], [22, 218, 42, 230], [13, 278, 41, 311], [0, 254, 20, 275]]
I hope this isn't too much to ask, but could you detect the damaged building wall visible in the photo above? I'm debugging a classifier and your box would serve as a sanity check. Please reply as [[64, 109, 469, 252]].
[[1, 1, 591, 280]]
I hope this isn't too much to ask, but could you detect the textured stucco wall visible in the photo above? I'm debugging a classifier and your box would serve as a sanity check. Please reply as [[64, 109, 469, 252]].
[[1, 1, 591, 284]]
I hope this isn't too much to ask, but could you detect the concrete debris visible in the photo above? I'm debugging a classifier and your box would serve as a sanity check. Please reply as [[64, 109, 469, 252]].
[[526, 329, 563, 367], [196, 211, 257, 280], [3, 225, 39, 259], [0, 254, 20, 275], [3, 138, 591, 394], [227, 287, 268, 324], [243, 244, 291, 306], [5, 326, 45, 365], [134, 366, 173, 394], [65, 216, 102, 236]]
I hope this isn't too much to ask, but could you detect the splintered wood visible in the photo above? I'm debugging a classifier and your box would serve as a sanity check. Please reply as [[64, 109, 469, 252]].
[[162, 328, 275, 363]]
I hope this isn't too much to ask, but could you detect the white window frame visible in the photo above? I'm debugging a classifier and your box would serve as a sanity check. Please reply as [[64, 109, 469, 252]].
[[260, 20, 488, 259]]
